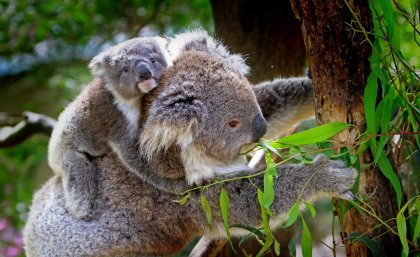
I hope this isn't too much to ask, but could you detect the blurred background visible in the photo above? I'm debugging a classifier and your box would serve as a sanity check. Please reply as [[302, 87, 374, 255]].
[[0, 1, 418, 257]]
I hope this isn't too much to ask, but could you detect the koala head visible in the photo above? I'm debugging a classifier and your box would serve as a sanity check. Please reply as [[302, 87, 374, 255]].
[[141, 51, 267, 185], [89, 37, 171, 101]]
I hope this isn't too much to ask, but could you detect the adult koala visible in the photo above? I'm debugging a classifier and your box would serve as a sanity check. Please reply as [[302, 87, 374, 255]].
[[24, 32, 356, 257]]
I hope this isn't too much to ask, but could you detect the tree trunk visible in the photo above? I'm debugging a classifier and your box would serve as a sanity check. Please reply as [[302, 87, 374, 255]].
[[210, 0, 307, 81], [290, 0, 402, 256]]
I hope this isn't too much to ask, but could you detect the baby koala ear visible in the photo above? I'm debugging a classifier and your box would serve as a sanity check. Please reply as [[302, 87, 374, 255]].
[[168, 29, 250, 75], [88, 51, 110, 78], [151, 36, 173, 66]]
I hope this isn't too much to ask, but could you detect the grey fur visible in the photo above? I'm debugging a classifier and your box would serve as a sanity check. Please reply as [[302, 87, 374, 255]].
[[47, 36, 171, 219], [24, 32, 356, 256]]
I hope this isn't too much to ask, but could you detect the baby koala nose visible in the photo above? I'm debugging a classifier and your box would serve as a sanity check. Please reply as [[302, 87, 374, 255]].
[[251, 114, 267, 142], [137, 62, 152, 80]]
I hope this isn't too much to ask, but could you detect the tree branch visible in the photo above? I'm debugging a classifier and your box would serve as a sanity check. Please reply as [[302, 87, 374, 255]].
[[0, 111, 56, 147]]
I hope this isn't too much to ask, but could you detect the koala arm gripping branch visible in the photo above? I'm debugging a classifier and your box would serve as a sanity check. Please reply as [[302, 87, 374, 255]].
[[193, 155, 356, 236], [253, 77, 314, 139]]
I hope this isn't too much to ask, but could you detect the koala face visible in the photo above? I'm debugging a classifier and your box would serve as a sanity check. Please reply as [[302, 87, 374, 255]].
[[89, 37, 170, 101], [142, 51, 267, 184]]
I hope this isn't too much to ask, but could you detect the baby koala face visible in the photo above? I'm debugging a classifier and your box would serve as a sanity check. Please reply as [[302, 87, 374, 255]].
[[89, 37, 171, 101]]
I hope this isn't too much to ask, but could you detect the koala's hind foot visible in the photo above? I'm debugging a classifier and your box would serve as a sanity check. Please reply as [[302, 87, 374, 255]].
[[312, 155, 358, 199], [62, 152, 99, 220]]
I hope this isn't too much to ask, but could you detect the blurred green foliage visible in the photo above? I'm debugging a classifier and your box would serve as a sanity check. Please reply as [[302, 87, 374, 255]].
[[0, 0, 213, 57]]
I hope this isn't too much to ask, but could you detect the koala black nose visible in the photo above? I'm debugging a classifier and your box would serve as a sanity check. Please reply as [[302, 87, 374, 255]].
[[136, 62, 152, 80], [252, 114, 267, 142]]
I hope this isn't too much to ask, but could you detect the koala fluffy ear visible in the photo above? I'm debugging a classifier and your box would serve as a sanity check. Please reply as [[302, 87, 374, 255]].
[[140, 83, 206, 159], [151, 36, 173, 65], [88, 51, 110, 78], [168, 29, 250, 75]]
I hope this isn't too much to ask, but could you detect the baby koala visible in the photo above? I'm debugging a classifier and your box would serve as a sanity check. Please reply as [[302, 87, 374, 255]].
[[48, 36, 170, 219]]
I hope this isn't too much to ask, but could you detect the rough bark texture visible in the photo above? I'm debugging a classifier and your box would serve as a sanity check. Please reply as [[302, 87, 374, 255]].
[[210, 0, 307, 82], [290, 0, 402, 256]]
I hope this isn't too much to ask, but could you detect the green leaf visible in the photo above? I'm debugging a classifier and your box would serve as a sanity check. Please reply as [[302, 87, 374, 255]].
[[274, 240, 281, 256], [347, 233, 387, 257], [173, 193, 190, 205], [379, 0, 395, 43], [370, 141, 402, 207], [375, 95, 392, 161], [301, 218, 312, 257], [304, 202, 316, 218], [200, 195, 213, 225], [397, 212, 409, 257], [259, 139, 281, 156], [356, 140, 370, 155], [258, 188, 269, 227], [220, 188, 231, 242], [270, 122, 350, 148], [256, 234, 274, 257], [263, 173, 275, 209], [288, 233, 298, 257], [365, 73, 378, 134], [413, 199, 420, 242], [284, 202, 299, 228], [232, 224, 264, 238], [264, 151, 278, 177]]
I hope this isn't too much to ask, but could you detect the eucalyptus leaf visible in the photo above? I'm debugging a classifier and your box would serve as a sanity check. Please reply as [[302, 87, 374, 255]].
[[200, 195, 212, 225], [220, 188, 231, 242], [270, 122, 350, 148], [301, 218, 312, 257], [284, 202, 299, 228]]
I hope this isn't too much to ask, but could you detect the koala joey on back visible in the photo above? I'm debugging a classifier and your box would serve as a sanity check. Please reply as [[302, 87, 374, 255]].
[[47, 36, 171, 219], [24, 31, 357, 257]]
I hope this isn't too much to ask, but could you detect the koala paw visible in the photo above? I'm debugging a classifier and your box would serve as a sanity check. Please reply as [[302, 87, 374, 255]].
[[313, 155, 358, 199]]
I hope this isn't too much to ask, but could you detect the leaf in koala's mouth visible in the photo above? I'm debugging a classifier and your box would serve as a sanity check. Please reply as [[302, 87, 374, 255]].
[[240, 143, 258, 155], [137, 79, 157, 93]]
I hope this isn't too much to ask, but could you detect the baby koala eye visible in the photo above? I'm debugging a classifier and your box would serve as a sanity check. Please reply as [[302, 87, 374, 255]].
[[228, 119, 241, 128], [122, 66, 129, 73], [150, 57, 156, 63]]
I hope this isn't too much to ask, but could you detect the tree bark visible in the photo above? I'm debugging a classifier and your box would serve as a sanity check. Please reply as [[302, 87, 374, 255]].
[[210, 0, 307, 82], [290, 0, 402, 256]]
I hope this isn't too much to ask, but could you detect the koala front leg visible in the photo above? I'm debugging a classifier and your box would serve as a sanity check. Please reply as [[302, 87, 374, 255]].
[[196, 156, 356, 237], [60, 147, 99, 220], [253, 77, 314, 139]]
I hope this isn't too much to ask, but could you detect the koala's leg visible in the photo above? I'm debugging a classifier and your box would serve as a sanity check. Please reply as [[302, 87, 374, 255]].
[[60, 147, 99, 220], [253, 77, 314, 139], [196, 155, 357, 237]]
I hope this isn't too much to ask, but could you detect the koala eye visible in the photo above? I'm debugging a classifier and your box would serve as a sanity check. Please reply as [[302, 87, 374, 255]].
[[123, 66, 129, 73], [150, 57, 156, 63], [228, 119, 241, 128]]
